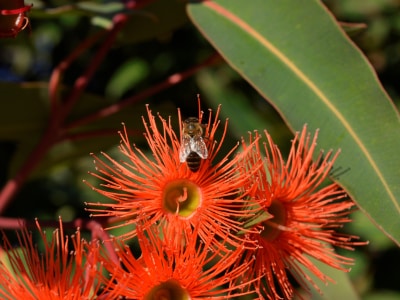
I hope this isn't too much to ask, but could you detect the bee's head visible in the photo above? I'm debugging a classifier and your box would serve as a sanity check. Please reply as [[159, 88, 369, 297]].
[[184, 117, 199, 124], [183, 117, 202, 135]]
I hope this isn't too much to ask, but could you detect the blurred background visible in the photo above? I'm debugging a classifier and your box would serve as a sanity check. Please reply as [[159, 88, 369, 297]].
[[0, 0, 399, 299]]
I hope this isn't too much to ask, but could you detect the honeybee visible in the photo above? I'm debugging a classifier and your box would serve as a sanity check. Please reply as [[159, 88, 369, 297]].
[[179, 117, 208, 172]]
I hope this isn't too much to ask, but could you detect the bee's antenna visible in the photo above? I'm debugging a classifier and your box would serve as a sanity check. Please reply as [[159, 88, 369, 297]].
[[197, 94, 203, 121]]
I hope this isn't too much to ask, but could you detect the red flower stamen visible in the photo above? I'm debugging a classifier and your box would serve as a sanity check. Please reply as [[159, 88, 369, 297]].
[[85, 103, 262, 250], [0, 218, 104, 299], [239, 126, 367, 299], [99, 225, 259, 299]]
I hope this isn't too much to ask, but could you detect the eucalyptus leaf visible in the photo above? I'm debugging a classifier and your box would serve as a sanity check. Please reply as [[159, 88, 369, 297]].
[[188, 0, 400, 247]]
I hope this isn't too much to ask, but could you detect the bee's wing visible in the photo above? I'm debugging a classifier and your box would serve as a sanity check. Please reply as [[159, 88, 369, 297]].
[[190, 136, 208, 159], [179, 135, 192, 162]]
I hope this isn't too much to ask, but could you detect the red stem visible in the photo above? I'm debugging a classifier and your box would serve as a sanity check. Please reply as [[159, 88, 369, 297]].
[[53, 14, 129, 126], [0, 126, 57, 214], [64, 52, 222, 131], [125, 0, 157, 9], [86, 219, 119, 265], [0, 216, 119, 265], [48, 30, 106, 113], [0, 14, 129, 215], [0, 217, 26, 229], [0, 5, 32, 15]]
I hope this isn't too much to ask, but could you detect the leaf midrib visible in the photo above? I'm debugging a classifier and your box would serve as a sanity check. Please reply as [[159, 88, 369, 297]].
[[201, 1, 399, 213]]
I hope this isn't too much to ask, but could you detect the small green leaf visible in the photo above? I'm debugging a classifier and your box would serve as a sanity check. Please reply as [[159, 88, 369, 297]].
[[242, 209, 272, 230], [76, 2, 125, 14], [105, 59, 149, 100]]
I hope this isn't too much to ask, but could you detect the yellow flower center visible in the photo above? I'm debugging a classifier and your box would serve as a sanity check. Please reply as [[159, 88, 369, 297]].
[[260, 200, 287, 241], [145, 279, 190, 300], [162, 180, 201, 217]]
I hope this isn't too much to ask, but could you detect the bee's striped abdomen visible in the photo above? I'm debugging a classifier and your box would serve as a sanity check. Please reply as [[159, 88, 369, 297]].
[[186, 152, 201, 172]]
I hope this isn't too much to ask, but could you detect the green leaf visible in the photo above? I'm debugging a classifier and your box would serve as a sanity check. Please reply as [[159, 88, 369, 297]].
[[75, 2, 125, 15], [29, 1, 127, 18], [242, 209, 272, 230], [298, 256, 361, 300], [105, 58, 149, 100], [187, 0, 400, 247]]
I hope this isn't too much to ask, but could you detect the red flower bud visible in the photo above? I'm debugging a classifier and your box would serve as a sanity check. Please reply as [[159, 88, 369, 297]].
[[0, 0, 32, 38]]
